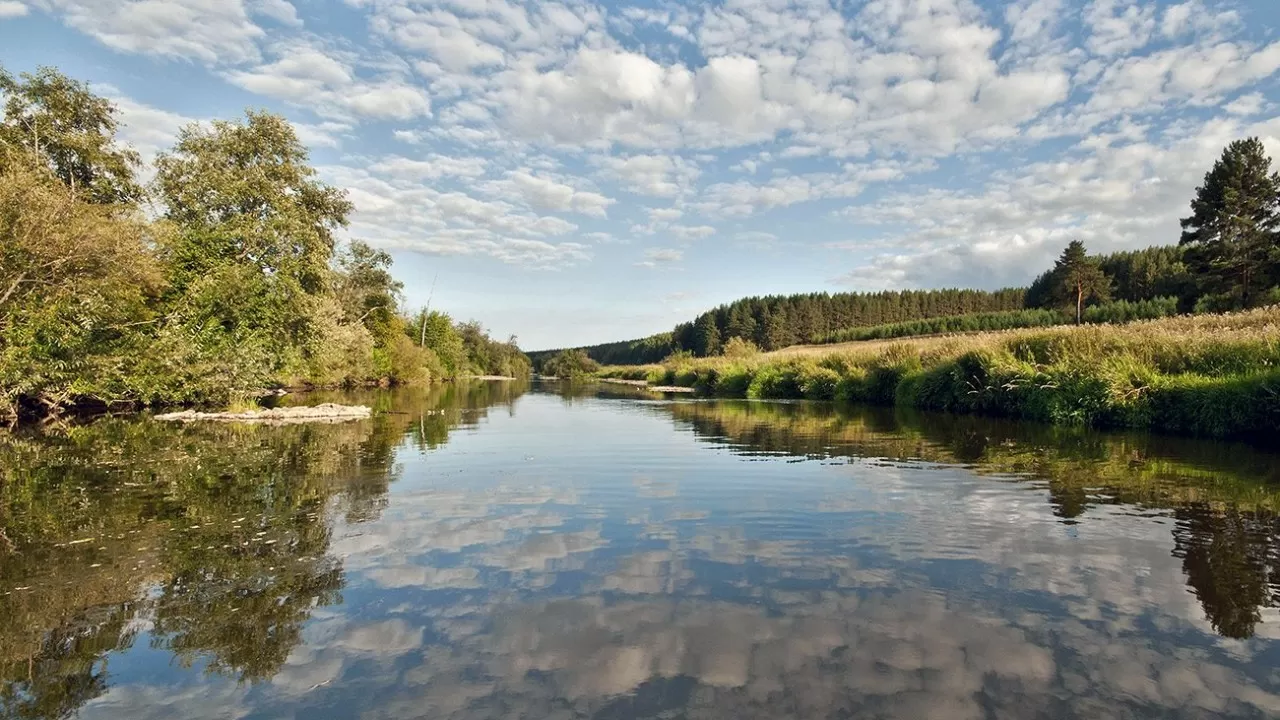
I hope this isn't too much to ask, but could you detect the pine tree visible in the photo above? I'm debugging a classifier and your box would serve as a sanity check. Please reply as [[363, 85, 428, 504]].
[[1180, 137, 1280, 308], [1052, 241, 1111, 324]]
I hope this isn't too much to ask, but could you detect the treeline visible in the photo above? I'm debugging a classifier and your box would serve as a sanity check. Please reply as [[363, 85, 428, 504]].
[[531, 288, 1027, 367], [0, 66, 527, 420]]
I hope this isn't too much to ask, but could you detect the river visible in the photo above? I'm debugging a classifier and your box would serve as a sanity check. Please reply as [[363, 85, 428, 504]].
[[2, 380, 1278, 719]]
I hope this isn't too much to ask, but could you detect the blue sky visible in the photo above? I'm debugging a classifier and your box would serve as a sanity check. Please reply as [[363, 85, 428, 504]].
[[3, 0, 1280, 349]]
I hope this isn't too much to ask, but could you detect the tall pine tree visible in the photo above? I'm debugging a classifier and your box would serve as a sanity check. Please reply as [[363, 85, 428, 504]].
[[1051, 241, 1111, 324], [1180, 138, 1280, 308]]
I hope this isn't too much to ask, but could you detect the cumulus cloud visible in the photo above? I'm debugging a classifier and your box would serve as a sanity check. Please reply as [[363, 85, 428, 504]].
[[27, 0, 1280, 289], [484, 170, 616, 217], [225, 40, 431, 121], [33, 0, 266, 64], [637, 247, 684, 267], [0, 1, 28, 18], [834, 114, 1280, 290]]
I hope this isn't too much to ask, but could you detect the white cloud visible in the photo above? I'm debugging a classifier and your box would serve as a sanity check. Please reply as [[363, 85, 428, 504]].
[[670, 224, 716, 241], [485, 170, 616, 217], [250, 0, 300, 27], [105, 94, 197, 162], [1084, 0, 1157, 57], [1225, 92, 1266, 116], [33, 0, 265, 64], [637, 247, 683, 267], [593, 154, 701, 197], [225, 40, 432, 121], [0, 1, 28, 19], [32, 0, 1280, 298], [834, 114, 1280, 290], [368, 155, 489, 180]]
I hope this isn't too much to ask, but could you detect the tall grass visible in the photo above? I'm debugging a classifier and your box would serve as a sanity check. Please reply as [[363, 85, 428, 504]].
[[601, 307, 1280, 440]]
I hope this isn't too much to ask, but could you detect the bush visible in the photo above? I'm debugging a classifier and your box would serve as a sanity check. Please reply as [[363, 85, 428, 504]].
[[798, 365, 840, 400], [721, 337, 761, 359], [541, 349, 600, 380]]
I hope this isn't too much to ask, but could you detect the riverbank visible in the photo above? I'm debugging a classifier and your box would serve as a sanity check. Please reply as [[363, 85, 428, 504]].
[[597, 307, 1280, 440]]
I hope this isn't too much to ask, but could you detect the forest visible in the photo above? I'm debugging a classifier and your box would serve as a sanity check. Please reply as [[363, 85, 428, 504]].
[[0, 66, 529, 421]]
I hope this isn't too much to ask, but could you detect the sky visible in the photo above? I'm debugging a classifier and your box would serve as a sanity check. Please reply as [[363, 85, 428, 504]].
[[2, 0, 1280, 350]]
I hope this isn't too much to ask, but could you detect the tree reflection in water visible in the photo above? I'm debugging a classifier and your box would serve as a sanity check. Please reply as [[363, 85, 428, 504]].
[[0, 380, 527, 719]]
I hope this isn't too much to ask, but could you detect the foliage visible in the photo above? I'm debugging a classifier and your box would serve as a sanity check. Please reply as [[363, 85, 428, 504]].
[[153, 111, 353, 367], [821, 308, 1066, 343], [1081, 297, 1180, 324], [0, 160, 162, 418], [535, 288, 1027, 364], [721, 336, 761, 358], [0, 66, 531, 420], [1046, 241, 1111, 323], [1180, 137, 1280, 308], [541, 349, 600, 379], [0, 66, 142, 205]]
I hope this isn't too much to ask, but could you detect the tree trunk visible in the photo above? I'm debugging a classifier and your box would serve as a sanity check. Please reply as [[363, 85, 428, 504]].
[[1076, 283, 1083, 325]]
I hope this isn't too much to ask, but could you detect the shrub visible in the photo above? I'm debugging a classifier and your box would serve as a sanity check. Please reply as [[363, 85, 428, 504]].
[[722, 337, 761, 359], [542, 349, 600, 380], [798, 364, 841, 400]]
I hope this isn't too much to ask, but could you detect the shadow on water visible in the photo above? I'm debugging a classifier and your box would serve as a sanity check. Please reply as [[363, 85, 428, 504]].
[[0, 380, 526, 720]]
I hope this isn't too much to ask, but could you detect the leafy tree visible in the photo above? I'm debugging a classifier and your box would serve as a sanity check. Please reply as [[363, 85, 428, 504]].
[[153, 111, 354, 380], [334, 240, 402, 345], [0, 160, 161, 418], [413, 310, 467, 378], [0, 66, 142, 205], [1049, 241, 1111, 324], [1180, 138, 1280, 308], [541, 349, 599, 379]]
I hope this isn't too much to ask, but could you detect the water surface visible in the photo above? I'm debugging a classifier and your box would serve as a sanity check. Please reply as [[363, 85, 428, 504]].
[[2, 381, 1279, 719]]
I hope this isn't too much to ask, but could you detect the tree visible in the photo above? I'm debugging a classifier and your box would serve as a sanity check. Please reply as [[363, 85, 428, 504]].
[[153, 111, 354, 378], [0, 159, 161, 417], [414, 310, 467, 378], [1051, 241, 1111, 324], [694, 313, 721, 356], [1180, 138, 1280, 308], [541, 349, 599, 379], [0, 66, 142, 205], [334, 240, 402, 345]]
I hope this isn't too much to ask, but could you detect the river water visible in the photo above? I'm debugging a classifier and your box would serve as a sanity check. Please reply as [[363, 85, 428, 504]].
[[2, 381, 1279, 719]]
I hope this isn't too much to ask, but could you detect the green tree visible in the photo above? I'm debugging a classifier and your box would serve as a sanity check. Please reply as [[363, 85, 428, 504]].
[[0, 161, 161, 418], [334, 240, 402, 345], [414, 310, 466, 378], [542, 349, 599, 379], [1180, 138, 1280, 308], [153, 111, 354, 383], [1051, 241, 1111, 324], [0, 66, 142, 205], [694, 313, 721, 356]]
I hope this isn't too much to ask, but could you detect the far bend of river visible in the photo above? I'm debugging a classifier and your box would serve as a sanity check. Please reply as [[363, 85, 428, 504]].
[[3, 381, 1280, 720]]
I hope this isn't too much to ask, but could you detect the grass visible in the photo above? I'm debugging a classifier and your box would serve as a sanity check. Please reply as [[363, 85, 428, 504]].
[[596, 307, 1280, 440]]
